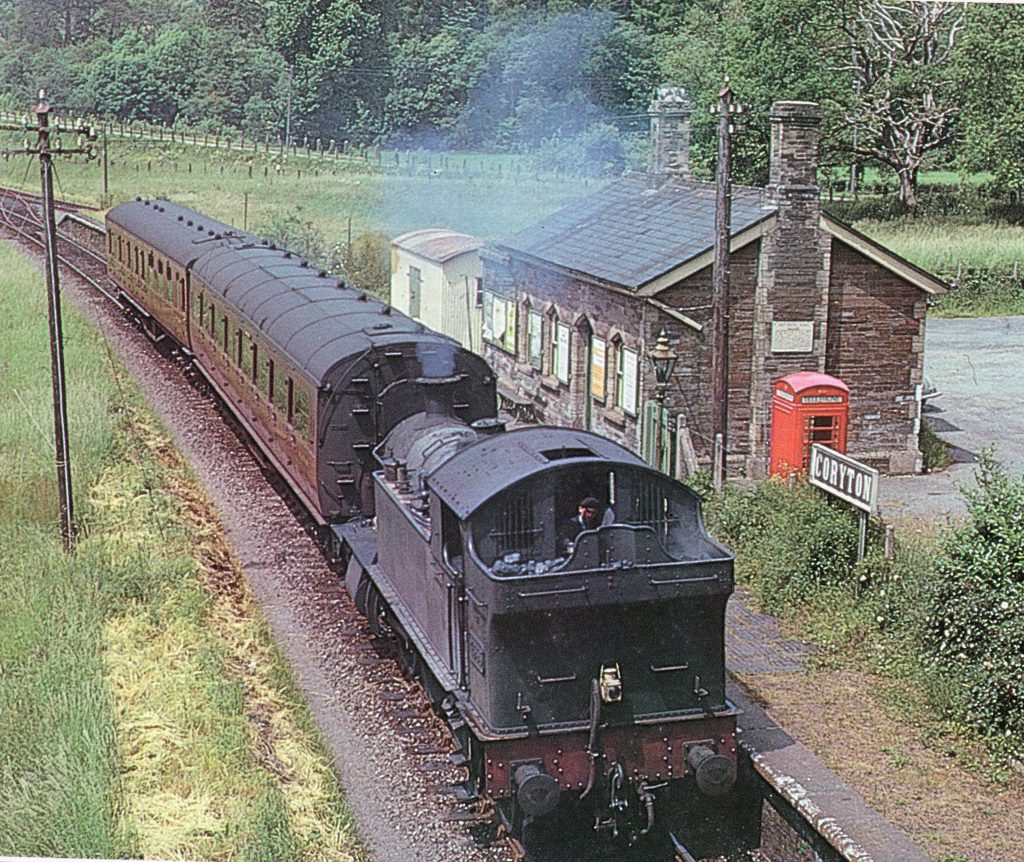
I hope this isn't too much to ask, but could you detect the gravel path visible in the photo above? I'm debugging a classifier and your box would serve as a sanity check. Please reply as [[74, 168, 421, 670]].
[[44, 254, 509, 862]]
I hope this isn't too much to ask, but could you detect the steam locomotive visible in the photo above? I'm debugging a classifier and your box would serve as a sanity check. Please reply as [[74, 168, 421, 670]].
[[105, 198, 739, 849]]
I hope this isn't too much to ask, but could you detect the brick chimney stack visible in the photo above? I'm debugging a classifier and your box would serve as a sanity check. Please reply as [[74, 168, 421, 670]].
[[768, 100, 822, 209], [748, 100, 831, 478], [648, 87, 692, 180]]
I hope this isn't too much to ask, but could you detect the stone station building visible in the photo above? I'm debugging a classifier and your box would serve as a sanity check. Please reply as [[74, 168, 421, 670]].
[[479, 92, 947, 478]]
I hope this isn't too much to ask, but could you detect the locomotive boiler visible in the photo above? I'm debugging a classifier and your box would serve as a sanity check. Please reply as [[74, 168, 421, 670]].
[[104, 198, 740, 849]]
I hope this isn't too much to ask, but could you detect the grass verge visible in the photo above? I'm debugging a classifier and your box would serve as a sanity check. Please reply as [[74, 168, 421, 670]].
[[0, 242, 366, 860], [853, 219, 1024, 317]]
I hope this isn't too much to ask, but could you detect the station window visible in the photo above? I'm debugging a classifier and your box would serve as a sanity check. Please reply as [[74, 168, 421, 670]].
[[614, 343, 638, 415], [527, 310, 543, 370]]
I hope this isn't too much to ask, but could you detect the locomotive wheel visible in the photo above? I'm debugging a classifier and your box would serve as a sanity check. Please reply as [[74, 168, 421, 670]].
[[365, 584, 391, 639], [396, 633, 421, 678]]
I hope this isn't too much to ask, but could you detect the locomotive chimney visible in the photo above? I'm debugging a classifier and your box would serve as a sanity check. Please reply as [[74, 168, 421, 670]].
[[419, 375, 461, 417]]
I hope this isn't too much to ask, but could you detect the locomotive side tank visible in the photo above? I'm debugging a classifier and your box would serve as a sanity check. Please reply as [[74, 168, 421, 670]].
[[105, 199, 496, 523], [344, 398, 738, 841]]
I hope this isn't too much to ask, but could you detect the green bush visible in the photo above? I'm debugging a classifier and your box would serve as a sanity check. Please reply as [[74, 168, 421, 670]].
[[920, 418, 953, 472], [705, 478, 863, 611], [922, 454, 1024, 758]]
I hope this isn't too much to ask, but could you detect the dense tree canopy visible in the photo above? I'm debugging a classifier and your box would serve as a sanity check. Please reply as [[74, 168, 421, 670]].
[[0, 0, 1018, 189]]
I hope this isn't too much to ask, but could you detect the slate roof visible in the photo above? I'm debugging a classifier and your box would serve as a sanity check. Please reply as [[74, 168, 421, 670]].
[[393, 228, 481, 263], [495, 174, 775, 291]]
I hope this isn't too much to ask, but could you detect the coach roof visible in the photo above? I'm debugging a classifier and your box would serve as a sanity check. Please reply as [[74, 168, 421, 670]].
[[107, 198, 461, 383]]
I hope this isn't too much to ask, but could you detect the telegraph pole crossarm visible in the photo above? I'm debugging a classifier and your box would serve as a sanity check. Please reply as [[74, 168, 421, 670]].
[[1, 90, 98, 552]]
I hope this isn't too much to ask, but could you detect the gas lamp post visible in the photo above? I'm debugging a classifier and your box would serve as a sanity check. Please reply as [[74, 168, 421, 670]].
[[649, 329, 677, 474]]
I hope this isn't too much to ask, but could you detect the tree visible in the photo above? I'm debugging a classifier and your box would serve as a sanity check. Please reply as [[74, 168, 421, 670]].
[[266, 0, 383, 138], [830, 0, 964, 212], [952, 3, 1024, 193], [384, 26, 489, 137]]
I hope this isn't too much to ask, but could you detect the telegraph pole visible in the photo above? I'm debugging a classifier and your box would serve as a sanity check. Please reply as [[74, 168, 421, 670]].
[[710, 81, 740, 489], [1, 91, 97, 551]]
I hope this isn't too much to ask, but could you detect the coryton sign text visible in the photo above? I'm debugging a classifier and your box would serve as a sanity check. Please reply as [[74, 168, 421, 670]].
[[808, 444, 878, 513]]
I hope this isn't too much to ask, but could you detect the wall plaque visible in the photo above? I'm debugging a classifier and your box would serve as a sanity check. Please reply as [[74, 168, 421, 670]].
[[771, 320, 814, 353]]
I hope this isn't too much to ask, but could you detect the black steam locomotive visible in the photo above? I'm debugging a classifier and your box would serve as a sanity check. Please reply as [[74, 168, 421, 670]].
[[105, 198, 739, 848]]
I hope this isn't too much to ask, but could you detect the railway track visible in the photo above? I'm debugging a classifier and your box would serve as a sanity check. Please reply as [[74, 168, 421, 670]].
[[0, 186, 122, 307]]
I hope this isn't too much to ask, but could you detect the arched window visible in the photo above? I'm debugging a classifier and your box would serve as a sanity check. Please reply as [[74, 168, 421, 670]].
[[548, 307, 570, 384]]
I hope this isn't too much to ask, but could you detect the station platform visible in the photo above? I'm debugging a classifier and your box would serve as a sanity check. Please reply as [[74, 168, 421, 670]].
[[725, 588, 930, 862]]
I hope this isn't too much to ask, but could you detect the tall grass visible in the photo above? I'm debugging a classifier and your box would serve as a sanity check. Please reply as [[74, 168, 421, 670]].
[[855, 220, 1024, 317], [0, 248, 130, 855], [856, 220, 1024, 275], [0, 245, 365, 859], [0, 133, 594, 243]]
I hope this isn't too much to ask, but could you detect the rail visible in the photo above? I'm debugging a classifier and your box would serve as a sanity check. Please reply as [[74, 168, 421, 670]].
[[0, 185, 121, 307]]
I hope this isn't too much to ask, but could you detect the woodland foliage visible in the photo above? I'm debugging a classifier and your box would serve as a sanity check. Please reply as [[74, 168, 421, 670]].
[[0, 1, 1022, 198]]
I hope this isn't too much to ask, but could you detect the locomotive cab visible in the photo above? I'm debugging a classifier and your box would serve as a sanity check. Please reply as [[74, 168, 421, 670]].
[[425, 427, 740, 835], [359, 420, 739, 844]]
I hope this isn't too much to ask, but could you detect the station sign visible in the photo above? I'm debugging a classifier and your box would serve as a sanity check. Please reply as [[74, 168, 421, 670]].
[[808, 444, 878, 513]]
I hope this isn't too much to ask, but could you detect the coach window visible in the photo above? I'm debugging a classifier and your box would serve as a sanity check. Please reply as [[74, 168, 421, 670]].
[[293, 385, 311, 437], [235, 330, 244, 368], [263, 358, 273, 403], [222, 316, 229, 352], [179, 277, 186, 311], [286, 378, 295, 425], [247, 340, 258, 384], [207, 302, 216, 337], [272, 367, 288, 413]]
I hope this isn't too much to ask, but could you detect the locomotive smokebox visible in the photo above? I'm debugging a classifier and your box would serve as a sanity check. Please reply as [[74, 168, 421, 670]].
[[513, 762, 561, 817], [687, 745, 736, 798]]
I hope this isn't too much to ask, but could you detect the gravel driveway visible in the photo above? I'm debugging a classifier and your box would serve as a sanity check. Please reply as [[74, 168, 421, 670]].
[[877, 314, 1024, 527]]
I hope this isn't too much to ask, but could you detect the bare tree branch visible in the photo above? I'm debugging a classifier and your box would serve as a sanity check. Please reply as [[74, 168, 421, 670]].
[[828, 0, 965, 210]]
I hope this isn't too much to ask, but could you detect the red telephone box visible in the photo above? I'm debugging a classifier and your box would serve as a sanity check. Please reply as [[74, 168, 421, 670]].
[[769, 372, 849, 476]]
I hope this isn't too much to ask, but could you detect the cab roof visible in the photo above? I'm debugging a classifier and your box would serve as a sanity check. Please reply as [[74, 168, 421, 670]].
[[428, 426, 649, 519]]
